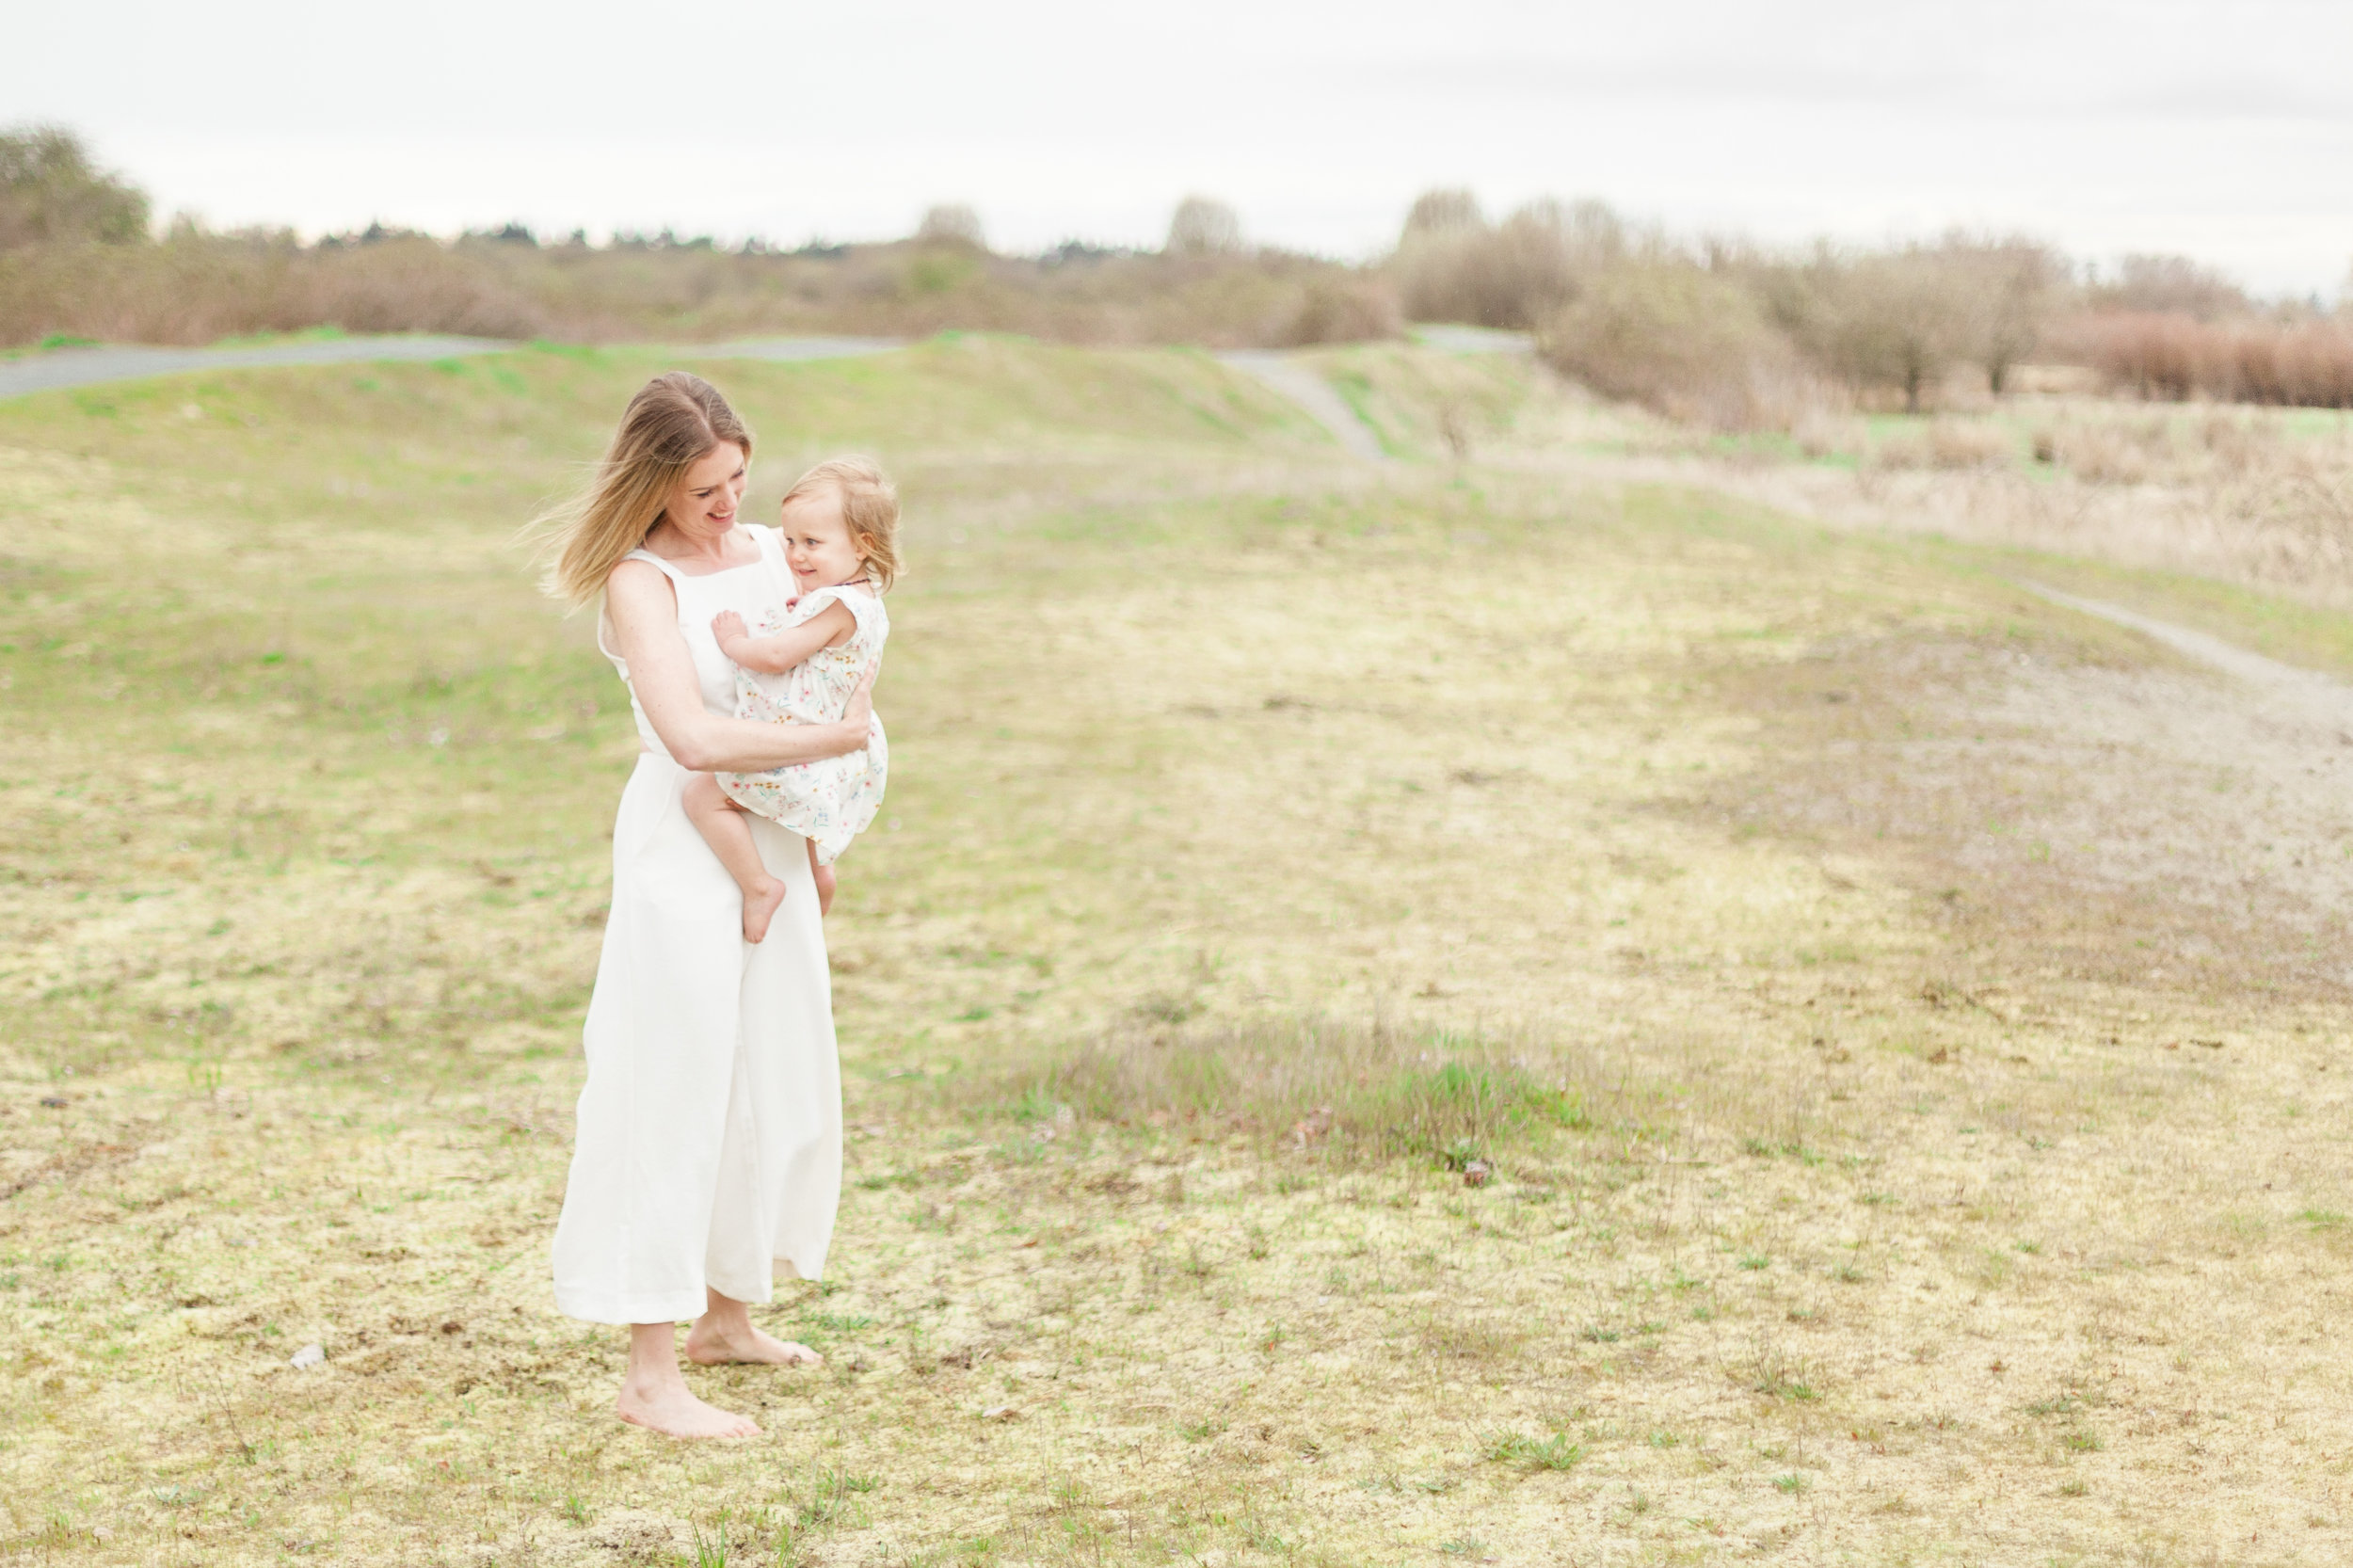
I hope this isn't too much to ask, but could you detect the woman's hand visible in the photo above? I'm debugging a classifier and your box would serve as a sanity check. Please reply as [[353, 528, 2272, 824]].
[[841, 661, 879, 735]]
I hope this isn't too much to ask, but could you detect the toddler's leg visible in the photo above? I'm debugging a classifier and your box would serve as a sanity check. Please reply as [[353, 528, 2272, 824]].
[[682, 774, 789, 944], [807, 837, 836, 918]]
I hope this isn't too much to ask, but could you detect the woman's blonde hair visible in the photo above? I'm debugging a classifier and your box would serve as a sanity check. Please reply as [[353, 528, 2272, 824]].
[[784, 455, 903, 591], [533, 372, 754, 604]]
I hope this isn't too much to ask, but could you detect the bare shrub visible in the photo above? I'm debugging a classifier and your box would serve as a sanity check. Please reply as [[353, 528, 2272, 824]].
[[2050, 312, 2353, 408], [1283, 274, 1402, 346], [2048, 311, 2208, 400], [2054, 423, 2154, 486], [1394, 198, 1623, 329], [1929, 420, 2016, 469], [2198, 409, 2259, 475], [1791, 408, 1867, 458], [1166, 196, 1243, 258], [1872, 419, 2015, 472], [2235, 320, 2353, 407], [1538, 262, 1816, 429]]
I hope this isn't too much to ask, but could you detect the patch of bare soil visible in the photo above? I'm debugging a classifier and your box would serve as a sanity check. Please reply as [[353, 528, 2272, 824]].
[[1702, 608, 2353, 1000]]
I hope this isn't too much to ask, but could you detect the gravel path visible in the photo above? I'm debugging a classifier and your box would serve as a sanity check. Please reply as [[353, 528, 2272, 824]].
[[0, 336, 512, 399], [8, 333, 1395, 471], [1979, 582, 2353, 929], [2025, 581, 2353, 730], [0, 334, 902, 401], [1216, 351, 1387, 461], [1410, 325, 1533, 356]]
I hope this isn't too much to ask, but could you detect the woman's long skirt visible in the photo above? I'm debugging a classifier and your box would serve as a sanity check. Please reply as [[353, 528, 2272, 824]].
[[552, 753, 841, 1325]]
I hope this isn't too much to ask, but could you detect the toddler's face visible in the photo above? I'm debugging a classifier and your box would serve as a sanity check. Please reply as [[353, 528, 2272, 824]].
[[778, 487, 866, 589]]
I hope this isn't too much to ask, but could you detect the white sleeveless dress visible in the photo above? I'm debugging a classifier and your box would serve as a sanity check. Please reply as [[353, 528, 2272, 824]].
[[552, 524, 841, 1325]]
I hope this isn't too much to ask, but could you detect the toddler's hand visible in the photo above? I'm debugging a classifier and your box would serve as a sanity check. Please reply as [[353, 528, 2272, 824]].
[[712, 610, 747, 648]]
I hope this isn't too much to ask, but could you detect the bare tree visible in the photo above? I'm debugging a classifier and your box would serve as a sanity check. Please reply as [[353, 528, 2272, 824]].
[[1393, 196, 1619, 328], [0, 124, 150, 249], [1165, 196, 1242, 258], [1401, 186, 1482, 240], [1769, 246, 1976, 412], [1944, 237, 2066, 394], [2091, 254, 2249, 322], [915, 203, 986, 250], [1539, 261, 1805, 429]]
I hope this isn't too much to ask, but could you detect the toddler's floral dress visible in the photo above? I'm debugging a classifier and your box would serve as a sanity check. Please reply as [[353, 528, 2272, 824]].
[[716, 584, 888, 866]]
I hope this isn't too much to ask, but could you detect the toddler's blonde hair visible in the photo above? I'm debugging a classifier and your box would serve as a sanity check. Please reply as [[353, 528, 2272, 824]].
[[783, 455, 901, 591]]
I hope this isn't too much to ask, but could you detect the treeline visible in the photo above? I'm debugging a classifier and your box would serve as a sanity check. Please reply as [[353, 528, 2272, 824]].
[[5, 126, 2350, 416], [0, 132, 1391, 351], [1394, 189, 2353, 422]]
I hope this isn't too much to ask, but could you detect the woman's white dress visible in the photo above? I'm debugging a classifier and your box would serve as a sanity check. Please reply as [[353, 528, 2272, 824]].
[[552, 524, 842, 1325]]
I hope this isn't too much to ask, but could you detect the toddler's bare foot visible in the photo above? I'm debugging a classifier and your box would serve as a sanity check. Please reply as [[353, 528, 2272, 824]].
[[743, 877, 788, 944], [813, 863, 836, 917], [616, 1379, 760, 1439], [685, 1319, 823, 1368]]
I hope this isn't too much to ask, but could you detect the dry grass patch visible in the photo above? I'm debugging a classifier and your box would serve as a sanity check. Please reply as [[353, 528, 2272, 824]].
[[1018, 1016, 1591, 1163], [8, 341, 2353, 1563]]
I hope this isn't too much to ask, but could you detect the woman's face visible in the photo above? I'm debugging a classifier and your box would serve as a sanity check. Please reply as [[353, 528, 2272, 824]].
[[661, 442, 748, 542]]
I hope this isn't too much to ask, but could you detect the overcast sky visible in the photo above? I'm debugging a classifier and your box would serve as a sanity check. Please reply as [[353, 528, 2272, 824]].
[[8, 0, 2350, 295]]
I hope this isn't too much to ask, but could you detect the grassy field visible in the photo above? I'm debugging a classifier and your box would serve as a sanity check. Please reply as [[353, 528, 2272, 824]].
[[8, 338, 2353, 1565]]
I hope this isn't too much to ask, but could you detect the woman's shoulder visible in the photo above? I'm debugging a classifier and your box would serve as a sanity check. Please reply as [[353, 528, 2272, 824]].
[[608, 551, 673, 588], [604, 554, 681, 625]]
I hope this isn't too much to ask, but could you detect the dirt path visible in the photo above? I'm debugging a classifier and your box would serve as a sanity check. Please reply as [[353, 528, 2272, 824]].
[[0, 334, 901, 400], [1763, 574, 2353, 995], [9, 331, 1406, 476], [1983, 581, 2353, 935], [1216, 351, 1387, 460], [2025, 580, 2353, 727]]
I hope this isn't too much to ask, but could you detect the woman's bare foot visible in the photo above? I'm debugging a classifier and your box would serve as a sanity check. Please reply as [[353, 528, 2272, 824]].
[[742, 876, 788, 943], [616, 1377, 760, 1439], [813, 862, 836, 917], [684, 1316, 823, 1368]]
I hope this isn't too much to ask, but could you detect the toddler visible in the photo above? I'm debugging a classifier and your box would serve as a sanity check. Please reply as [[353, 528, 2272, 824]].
[[682, 456, 895, 942]]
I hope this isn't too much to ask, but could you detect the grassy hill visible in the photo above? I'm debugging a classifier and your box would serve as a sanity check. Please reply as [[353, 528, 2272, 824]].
[[6, 338, 2353, 1564]]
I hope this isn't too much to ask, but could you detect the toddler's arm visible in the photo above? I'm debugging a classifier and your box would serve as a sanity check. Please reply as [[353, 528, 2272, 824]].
[[712, 601, 857, 674]]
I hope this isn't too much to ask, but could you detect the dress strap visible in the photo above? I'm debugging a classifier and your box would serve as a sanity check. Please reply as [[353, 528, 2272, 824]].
[[620, 547, 687, 582], [600, 549, 682, 664]]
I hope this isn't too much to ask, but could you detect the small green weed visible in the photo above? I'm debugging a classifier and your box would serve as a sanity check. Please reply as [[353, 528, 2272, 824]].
[[1481, 1431, 1583, 1470]]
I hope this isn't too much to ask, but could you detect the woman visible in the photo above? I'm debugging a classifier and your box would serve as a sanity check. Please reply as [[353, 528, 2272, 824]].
[[538, 372, 874, 1439]]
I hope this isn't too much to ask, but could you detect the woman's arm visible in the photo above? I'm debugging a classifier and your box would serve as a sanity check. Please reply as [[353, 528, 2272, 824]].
[[712, 602, 856, 674], [607, 561, 872, 774]]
